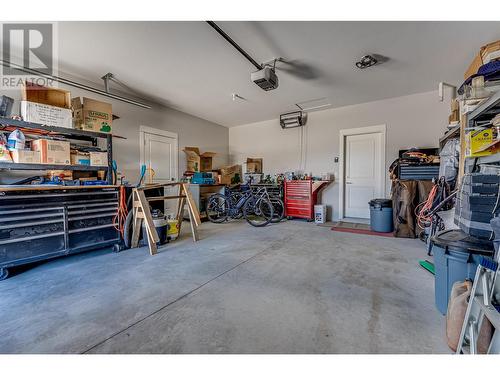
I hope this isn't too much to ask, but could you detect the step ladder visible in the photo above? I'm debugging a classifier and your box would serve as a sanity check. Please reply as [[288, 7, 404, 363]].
[[456, 255, 500, 354]]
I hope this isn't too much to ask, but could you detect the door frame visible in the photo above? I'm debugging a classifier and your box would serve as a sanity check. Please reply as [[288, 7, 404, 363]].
[[139, 125, 179, 181], [338, 124, 386, 221]]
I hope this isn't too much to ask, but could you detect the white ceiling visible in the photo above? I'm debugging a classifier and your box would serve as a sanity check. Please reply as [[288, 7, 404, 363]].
[[56, 21, 500, 127]]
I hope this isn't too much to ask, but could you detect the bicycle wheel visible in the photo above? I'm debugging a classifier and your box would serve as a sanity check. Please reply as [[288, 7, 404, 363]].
[[206, 193, 229, 223], [270, 198, 285, 223], [243, 197, 274, 227]]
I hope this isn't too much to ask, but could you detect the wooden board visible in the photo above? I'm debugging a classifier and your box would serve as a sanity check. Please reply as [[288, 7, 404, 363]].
[[130, 183, 201, 254], [312, 181, 331, 194], [137, 182, 184, 191], [458, 113, 467, 186], [146, 195, 186, 202], [182, 184, 201, 227]]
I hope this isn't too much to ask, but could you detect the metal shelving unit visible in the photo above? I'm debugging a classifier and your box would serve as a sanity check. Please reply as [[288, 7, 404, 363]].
[[462, 91, 500, 169], [0, 162, 107, 171], [439, 126, 460, 150], [0, 118, 120, 280], [477, 153, 500, 165], [0, 117, 113, 184], [467, 90, 500, 127], [0, 117, 107, 140]]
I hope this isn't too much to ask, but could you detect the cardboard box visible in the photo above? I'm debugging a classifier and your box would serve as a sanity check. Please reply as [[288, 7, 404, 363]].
[[22, 81, 71, 109], [72, 97, 113, 134], [20, 101, 73, 128], [89, 151, 108, 166], [220, 164, 242, 185], [46, 170, 73, 180], [11, 149, 41, 164], [466, 128, 495, 157], [245, 158, 263, 173], [464, 40, 500, 80], [31, 139, 71, 165], [480, 40, 500, 64], [183, 147, 216, 172], [70, 150, 90, 165], [464, 53, 483, 80]]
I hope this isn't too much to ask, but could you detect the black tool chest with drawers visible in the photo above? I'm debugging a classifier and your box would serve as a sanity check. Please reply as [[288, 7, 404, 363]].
[[0, 185, 120, 280]]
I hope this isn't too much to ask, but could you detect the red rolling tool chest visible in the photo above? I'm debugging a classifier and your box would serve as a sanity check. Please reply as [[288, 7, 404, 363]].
[[284, 180, 329, 221]]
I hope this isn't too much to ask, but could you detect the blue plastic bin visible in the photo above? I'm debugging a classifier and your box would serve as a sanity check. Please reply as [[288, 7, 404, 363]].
[[369, 199, 393, 233], [431, 229, 494, 315]]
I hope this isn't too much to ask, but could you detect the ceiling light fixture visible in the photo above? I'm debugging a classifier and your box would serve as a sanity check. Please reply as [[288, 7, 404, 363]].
[[232, 93, 245, 101], [355, 54, 378, 69]]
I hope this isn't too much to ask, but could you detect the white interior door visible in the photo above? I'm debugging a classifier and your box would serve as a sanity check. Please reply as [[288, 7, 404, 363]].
[[143, 132, 177, 184], [344, 132, 383, 219], [140, 127, 178, 215]]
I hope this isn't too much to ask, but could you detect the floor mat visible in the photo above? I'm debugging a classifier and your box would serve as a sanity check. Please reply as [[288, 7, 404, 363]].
[[332, 221, 370, 230], [331, 222, 394, 237]]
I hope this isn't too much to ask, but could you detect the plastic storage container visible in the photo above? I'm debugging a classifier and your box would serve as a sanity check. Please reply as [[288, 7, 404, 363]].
[[368, 199, 393, 232], [314, 204, 326, 224], [431, 229, 494, 315], [141, 217, 169, 245]]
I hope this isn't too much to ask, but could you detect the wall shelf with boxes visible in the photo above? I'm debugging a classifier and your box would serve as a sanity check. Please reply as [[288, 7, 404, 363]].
[[0, 116, 113, 184]]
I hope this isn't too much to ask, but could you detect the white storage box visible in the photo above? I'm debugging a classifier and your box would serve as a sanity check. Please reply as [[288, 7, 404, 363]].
[[243, 173, 262, 184], [20, 100, 72, 128], [314, 204, 327, 224]]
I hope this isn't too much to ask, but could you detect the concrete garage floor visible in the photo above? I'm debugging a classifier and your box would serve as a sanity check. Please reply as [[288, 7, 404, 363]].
[[0, 220, 449, 354]]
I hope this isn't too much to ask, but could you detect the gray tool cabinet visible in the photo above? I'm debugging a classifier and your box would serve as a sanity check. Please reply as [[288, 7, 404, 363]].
[[0, 185, 121, 280]]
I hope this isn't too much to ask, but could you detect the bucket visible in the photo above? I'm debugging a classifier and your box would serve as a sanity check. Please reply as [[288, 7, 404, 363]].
[[431, 229, 494, 315], [167, 219, 180, 240], [368, 199, 393, 233], [141, 217, 169, 245]]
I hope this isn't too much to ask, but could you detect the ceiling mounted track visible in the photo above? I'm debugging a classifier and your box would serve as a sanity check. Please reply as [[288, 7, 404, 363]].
[[0, 59, 152, 109], [206, 21, 262, 70]]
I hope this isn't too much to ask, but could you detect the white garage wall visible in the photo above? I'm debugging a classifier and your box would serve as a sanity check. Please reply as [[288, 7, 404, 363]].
[[229, 90, 450, 221], [0, 81, 229, 184]]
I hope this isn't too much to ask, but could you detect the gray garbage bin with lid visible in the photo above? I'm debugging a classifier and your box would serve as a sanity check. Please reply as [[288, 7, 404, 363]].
[[368, 199, 393, 233], [430, 229, 494, 315]]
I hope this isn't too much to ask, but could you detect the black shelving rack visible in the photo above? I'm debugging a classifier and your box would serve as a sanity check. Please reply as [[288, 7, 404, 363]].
[[0, 117, 113, 184], [0, 117, 121, 280]]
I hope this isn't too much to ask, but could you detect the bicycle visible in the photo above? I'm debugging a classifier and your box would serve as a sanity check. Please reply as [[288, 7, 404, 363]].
[[206, 184, 275, 227]]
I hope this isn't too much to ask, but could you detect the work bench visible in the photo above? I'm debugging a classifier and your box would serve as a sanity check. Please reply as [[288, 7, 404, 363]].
[[0, 185, 121, 280]]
